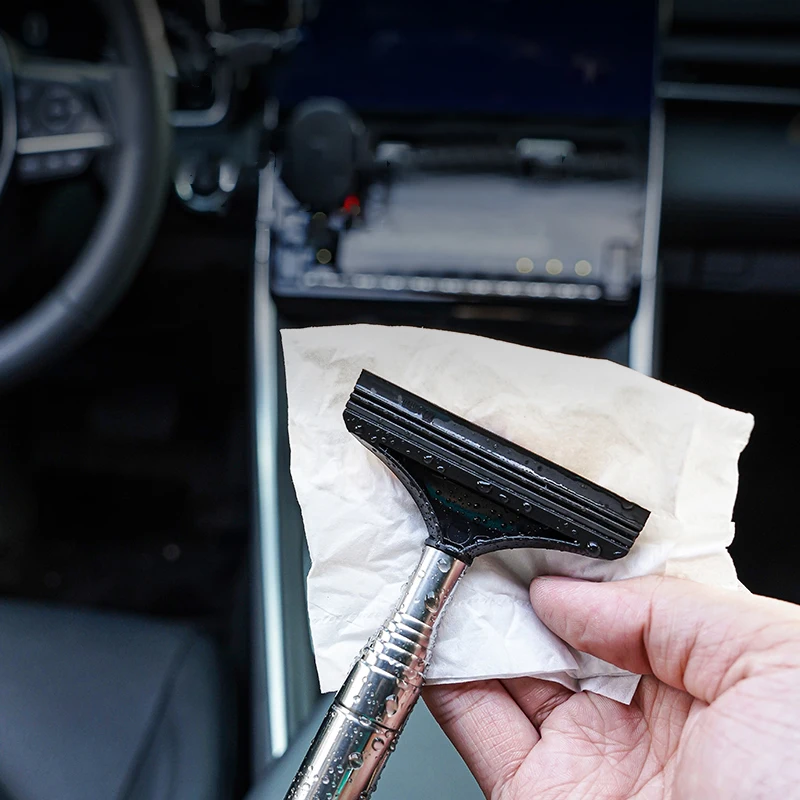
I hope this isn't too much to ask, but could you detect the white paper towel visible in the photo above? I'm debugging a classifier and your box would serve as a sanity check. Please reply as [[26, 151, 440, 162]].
[[282, 324, 754, 703]]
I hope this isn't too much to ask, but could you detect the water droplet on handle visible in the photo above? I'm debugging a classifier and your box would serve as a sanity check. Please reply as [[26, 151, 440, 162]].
[[348, 751, 364, 769], [372, 737, 385, 751], [425, 592, 438, 611], [384, 695, 398, 716], [437, 557, 449, 573]]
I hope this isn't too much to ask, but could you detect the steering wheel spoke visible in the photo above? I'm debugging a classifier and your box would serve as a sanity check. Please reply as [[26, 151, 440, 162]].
[[12, 54, 125, 184]]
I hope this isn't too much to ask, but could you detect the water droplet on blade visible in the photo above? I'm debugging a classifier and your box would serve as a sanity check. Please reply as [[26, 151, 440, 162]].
[[477, 480, 492, 494], [522, 502, 532, 512], [586, 541, 601, 556]]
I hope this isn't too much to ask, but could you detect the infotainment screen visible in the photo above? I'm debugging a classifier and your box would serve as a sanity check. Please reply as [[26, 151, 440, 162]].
[[270, 0, 659, 306], [274, 0, 657, 119]]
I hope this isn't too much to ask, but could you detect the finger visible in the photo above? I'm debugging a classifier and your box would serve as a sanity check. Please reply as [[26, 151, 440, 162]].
[[530, 575, 800, 705], [424, 679, 538, 797], [501, 676, 573, 730]]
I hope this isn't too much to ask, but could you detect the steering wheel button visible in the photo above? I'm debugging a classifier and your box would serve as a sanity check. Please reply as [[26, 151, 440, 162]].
[[45, 153, 65, 172], [17, 156, 43, 179], [39, 86, 78, 133], [66, 151, 86, 169], [17, 82, 36, 105], [18, 113, 35, 137], [64, 151, 90, 174]]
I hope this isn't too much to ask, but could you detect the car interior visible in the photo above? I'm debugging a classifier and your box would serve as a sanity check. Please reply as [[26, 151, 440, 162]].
[[0, 0, 799, 798]]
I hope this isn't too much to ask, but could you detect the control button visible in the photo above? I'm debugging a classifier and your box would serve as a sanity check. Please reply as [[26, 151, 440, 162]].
[[16, 81, 36, 105], [64, 151, 90, 172], [16, 150, 91, 182], [17, 111, 35, 137], [38, 85, 80, 133], [17, 155, 44, 180], [44, 153, 66, 172]]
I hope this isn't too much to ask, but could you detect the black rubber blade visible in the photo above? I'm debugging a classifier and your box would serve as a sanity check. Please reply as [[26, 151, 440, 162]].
[[344, 370, 649, 563]]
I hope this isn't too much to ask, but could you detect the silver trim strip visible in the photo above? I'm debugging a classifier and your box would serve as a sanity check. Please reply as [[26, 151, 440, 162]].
[[170, 64, 232, 128], [629, 104, 665, 377], [0, 36, 17, 195], [16, 131, 113, 155], [658, 80, 800, 106], [253, 160, 290, 760]]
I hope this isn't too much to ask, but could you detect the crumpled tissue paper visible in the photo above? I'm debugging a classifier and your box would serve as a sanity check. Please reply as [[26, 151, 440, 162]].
[[282, 324, 753, 704]]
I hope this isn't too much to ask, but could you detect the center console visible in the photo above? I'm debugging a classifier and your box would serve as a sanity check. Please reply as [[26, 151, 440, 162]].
[[266, 0, 661, 362]]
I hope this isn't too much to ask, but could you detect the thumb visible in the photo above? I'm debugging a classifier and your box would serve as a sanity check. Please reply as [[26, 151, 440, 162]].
[[531, 575, 800, 704]]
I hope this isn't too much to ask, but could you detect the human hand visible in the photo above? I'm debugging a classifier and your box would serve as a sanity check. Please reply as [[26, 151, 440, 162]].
[[425, 575, 800, 799]]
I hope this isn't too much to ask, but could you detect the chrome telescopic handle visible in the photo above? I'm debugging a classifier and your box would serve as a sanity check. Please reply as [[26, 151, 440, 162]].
[[285, 546, 468, 800]]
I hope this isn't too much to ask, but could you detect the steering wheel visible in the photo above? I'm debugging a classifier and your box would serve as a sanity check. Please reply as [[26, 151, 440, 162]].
[[0, 0, 172, 389]]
